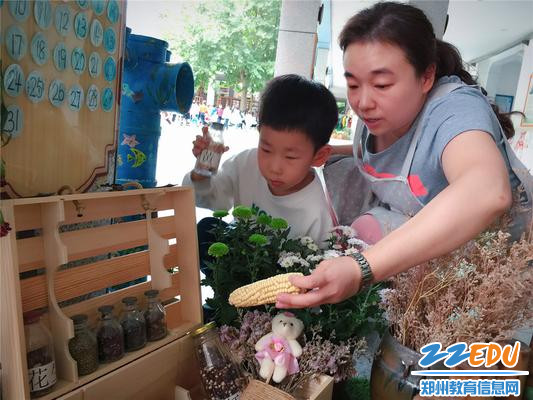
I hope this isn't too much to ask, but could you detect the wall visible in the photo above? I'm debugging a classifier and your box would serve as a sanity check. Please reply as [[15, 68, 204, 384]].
[[475, 39, 533, 171], [509, 39, 533, 171], [485, 59, 522, 101], [477, 44, 526, 101]]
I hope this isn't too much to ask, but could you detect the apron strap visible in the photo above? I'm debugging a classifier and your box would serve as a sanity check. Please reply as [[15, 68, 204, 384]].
[[315, 166, 340, 227]]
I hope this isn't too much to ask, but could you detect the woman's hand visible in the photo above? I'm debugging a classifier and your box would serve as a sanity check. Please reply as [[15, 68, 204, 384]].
[[275, 256, 362, 309]]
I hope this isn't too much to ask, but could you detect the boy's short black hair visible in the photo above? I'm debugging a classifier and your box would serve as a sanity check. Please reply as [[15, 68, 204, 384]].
[[258, 74, 338, 151]]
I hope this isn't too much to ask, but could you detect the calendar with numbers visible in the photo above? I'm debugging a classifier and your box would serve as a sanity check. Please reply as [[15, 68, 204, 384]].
[[1, 0, 125, 198]]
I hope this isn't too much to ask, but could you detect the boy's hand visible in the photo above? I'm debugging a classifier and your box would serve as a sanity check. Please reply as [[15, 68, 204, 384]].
[[192, 126, 230, 157], [192, 126, 211, 158]]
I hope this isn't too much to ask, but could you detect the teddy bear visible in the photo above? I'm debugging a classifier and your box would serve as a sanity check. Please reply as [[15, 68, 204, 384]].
[[254, 312, 304, 383]]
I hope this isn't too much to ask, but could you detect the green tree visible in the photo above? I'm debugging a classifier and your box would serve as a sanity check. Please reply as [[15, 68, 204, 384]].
[[163, 0, 281, 110]]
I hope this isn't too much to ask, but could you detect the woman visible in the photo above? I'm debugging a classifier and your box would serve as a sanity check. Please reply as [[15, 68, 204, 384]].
[[276, 2, 532, 309]]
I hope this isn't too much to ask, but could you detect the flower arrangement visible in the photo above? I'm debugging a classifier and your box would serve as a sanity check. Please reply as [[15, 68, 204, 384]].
[[203, 206, 386, 343], [219, 310, 366, 395], [379, 230, 533, 351]]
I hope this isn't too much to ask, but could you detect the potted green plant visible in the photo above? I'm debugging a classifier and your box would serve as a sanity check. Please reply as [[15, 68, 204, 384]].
[[201, 206, 387, 397]]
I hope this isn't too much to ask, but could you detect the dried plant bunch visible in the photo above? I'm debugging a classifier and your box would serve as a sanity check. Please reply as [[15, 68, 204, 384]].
[[219, 311, 366, 395], [380, 230, 533, 351], [229, 273, 304, 307]]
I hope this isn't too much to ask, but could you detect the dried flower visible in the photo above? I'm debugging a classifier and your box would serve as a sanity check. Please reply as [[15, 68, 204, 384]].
[[0, 210, 11, 238], [208, 242, 229, 258], [219, 312, 366, 395], [380, 230, 533, 350]]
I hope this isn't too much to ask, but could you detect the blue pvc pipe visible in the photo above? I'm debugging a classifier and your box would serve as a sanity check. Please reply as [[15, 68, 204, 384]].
[[116, 29, 194, 188]]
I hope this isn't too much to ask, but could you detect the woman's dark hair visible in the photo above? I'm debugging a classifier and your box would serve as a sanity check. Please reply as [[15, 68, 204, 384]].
[[338, 1, 514, 139], [258, 74, 339, 150]]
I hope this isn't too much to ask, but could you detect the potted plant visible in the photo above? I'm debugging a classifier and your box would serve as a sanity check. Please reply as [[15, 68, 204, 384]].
[[201, 206, 387, 398]]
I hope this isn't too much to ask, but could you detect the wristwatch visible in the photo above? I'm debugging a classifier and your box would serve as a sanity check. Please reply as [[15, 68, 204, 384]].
[[349, 252, 374, 291]]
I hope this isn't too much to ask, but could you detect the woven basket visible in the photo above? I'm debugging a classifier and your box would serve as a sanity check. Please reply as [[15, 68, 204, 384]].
[[240, 379, 295, 400]]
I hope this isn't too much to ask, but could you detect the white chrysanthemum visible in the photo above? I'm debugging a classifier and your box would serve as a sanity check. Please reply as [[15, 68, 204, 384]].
[[278, 251, 310, 268], [323, 250, 341, 259], [307, 242, 319, 252], [347, 237, 370, 250], [332, 225, 356, 237], [300, 236, 314, 245], [280, 258, 293, 268], [344, 247, 359, 256], [306, 254, 324, 263], [332, 244, 343, 250]]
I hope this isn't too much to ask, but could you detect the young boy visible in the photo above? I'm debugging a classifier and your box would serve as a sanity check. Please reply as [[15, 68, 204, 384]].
[[183, 74, 339, 246]]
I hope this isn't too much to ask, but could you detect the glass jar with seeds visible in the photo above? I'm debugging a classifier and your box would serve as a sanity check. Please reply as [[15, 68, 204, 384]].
[[69, 314, 99, 376], [24, 310, 57, 397], [119, 296, 147, 351], [96, 305, 124, 363], [192, 322, 244, 400], [143, 290, 167, 341]]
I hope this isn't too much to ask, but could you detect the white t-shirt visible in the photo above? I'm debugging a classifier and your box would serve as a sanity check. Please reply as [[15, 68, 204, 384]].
[[183, 148, 334, 246]]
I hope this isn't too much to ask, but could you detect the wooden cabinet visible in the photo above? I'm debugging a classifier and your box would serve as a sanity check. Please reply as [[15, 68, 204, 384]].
[[0, 187, 203, 399]]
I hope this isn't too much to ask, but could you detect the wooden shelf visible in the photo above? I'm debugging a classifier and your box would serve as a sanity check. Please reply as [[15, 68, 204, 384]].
[[1, 188, 203, 400]]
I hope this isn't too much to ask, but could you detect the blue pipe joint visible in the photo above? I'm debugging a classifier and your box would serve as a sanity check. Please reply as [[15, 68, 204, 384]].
[[121, 33, 194, 113], [121, 62, 194, 113], [116, 30, 194, 188]]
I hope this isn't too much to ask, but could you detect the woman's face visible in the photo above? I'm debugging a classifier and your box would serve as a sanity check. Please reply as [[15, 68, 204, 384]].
[[343, 41, 434, 141]]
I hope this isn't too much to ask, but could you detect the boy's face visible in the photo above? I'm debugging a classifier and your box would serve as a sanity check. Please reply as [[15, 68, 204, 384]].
[[257, 126, 329, 196]]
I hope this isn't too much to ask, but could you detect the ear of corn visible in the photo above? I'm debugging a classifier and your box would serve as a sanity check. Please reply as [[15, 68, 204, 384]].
[[228, 273, 303, 307]]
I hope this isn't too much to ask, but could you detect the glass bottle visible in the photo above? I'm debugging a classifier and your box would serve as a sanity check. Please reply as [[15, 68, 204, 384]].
[[194, 122, 225, 177], [24, 310, 57, 398], [143, 290, 167, 341], [96, 305, 124, 363], [68, 314, 99, 376], [192, 322, 244, 400], [119, 296, 147, 351]]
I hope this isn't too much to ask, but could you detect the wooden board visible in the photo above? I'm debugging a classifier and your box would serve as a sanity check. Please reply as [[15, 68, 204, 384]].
[[1, 0, 126, 197], [0, 187, 203, 400]]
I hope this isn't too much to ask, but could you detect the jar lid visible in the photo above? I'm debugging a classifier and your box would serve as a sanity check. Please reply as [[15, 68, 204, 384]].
[[191, 321, 216, 336], [122, 296, 138, 305], [98, 305, 114, 314], [144, 289, 159, 298], [71, 314, 88, 325], [23, 310, 43, 325], [210, 122, 224, 131]]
